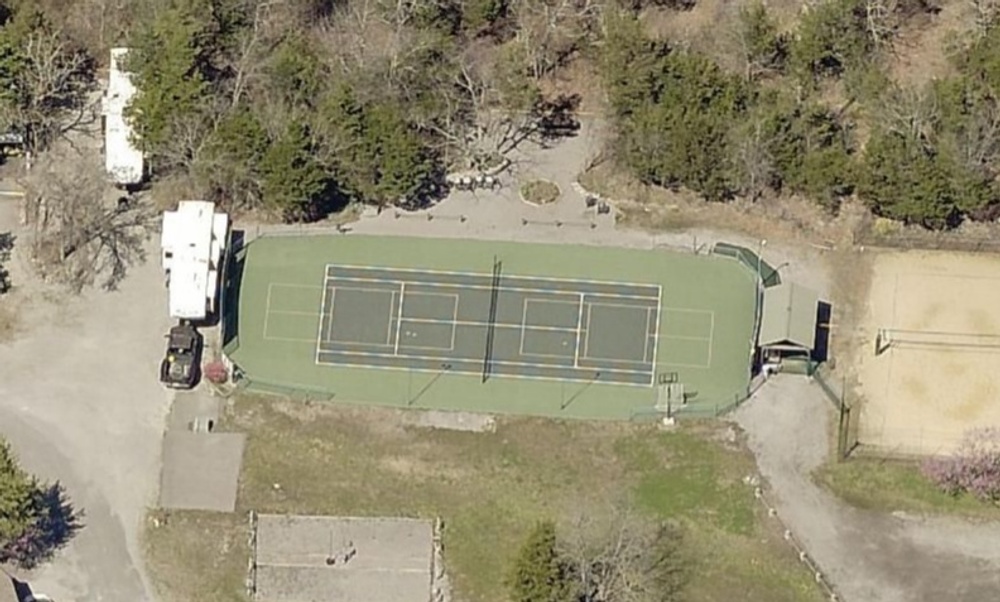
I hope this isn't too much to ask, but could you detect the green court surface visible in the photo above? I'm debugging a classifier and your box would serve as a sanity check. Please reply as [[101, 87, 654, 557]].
[[224, 235, 759, 419]]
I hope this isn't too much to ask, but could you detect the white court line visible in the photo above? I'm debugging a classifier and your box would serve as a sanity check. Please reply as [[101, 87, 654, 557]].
[[398, 319, 458, 352], [581, 298, 661, 311], [398, 340, 456, 352], [321, 285, 397, 347], [270, 283, 324, 291], [450, 296, 459, 350], [265, 335, 317, 343], [401, 291, 461, 320], [257, 311, 581, 333], [317, 347, 654, 375], [313, 354, 652, 387], [660, 307, 715, 316], [327, 275, 660, 301], [323, 288, 337, 343], [649, 287, 662, 386], [518, 327, 577, 359], [314, 283, 333, 365], [574, 293, 585, 368], [518, 299, 530, 356], [392, 282, 406, 356], [579, 356, 652, 366], [386, 291, 396, 346], [660, 334, 713, 342], [579, 301, 659, 365], [327, 285, 400, 297], [264, 283, 274, 339], [515, 299, 580, 358], [581, 304, 593, 359], [325, 262, 664, 291]]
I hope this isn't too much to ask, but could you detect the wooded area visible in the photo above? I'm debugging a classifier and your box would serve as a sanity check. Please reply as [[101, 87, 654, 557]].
[[0, 0, 999, 227]]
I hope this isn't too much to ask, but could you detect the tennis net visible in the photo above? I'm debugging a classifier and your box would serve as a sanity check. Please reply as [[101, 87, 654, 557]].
[[482, 256, 502, 382]]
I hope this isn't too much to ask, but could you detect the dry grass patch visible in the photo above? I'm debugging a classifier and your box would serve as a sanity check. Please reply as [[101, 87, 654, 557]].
[[143, 511, 248, 602], [144, 397, 827, 602]]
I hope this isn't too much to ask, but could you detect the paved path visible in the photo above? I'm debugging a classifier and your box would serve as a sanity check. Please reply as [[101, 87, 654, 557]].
[[0, 195, 170, 602], [735, 376, 1000, 602]]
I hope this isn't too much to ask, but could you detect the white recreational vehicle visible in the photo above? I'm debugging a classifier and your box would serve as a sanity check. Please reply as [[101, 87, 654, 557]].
[[103, 48, 146, 188], [161, 201, 229, 321]]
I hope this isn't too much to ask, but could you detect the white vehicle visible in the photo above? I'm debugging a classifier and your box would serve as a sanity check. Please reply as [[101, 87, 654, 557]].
[[103, 47, 146, 188], [161, 201, 229, 321]]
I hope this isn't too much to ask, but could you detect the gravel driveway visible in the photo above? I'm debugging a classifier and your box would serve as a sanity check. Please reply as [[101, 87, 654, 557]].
[[0, 194, 170, 602], [735, 376, 1000, 602]]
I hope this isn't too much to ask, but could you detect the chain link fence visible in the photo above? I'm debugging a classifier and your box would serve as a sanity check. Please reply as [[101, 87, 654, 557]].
[[852, 216, 1000, 253]]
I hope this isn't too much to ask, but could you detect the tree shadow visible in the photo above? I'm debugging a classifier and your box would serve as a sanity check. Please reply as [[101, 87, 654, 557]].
[[1, 482, 84, 570], [0, 232, 13, 294], [534, 93, 582, 148]]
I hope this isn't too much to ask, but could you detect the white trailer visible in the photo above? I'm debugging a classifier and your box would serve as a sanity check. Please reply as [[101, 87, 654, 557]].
[[103, 48, 146, 188], [161, 201, 229, 321]]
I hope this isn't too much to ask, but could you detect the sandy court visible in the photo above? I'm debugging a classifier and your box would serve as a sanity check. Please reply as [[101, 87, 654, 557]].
[[859, 251, 1000, 455]]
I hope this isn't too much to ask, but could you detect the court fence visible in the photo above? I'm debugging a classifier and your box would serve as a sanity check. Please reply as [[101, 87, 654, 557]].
[[631, 372, 769, 422], [810, 363, 860, 461], [852, 217, 1000, 253], [231, 371, 338, 403], [711, 242, 782, 287], [852, 425, 961, 458]]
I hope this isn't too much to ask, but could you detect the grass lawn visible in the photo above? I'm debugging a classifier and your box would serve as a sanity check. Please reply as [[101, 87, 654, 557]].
[[816, 458, 1000, 519], [145, 395, 825, 602]]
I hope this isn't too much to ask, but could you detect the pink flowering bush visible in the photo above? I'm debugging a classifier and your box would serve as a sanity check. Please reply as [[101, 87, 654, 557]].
[[203, 359, 229, 385], [921, 427, 1000, 503]]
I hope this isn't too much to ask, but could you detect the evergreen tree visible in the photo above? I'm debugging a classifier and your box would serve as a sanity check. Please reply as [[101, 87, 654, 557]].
[[507, 521, 572, 602]]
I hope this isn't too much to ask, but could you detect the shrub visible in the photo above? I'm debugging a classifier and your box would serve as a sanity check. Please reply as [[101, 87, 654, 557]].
[[520, 180, 561, 205], [203, 359, 229, 385], [922, 427, 1000, 503]]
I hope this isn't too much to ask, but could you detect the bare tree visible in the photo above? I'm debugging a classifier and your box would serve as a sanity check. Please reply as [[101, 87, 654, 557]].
[[970, 0, 1000, 38], [0, 26, 96, 157], [512, 0, 602, 80], [864, 0, 899, 52], [229, 0, 279, 108], [878, 84, 938, 144], [23, 157, 156, 292], [561, 503, 687, 602], [730, 117, 777, 202], [438, 44, 543, 168], [937, 97, 1000, 177]]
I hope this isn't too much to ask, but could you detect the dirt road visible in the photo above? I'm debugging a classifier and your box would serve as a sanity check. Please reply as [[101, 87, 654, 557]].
[[0, 195, 171, 602], [735, 376, 1000, 602]]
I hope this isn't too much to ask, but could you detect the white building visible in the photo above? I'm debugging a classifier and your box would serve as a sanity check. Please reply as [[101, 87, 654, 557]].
[[161, 201, 229, 321], [103, 47, 145, 187]]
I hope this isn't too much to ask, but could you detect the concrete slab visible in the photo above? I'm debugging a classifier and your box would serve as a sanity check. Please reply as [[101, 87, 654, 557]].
[[166, 390, 221, 432], [159, 431, 245, 512], [252, 515, 435, 602]]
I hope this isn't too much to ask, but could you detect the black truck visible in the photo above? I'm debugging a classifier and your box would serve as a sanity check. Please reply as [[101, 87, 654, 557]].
[[159, 322, 203, 389]]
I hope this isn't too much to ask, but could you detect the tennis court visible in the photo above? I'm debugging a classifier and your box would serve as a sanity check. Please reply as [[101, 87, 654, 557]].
[[225, 235, 756, 419], [300, 264, 659, 385]]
